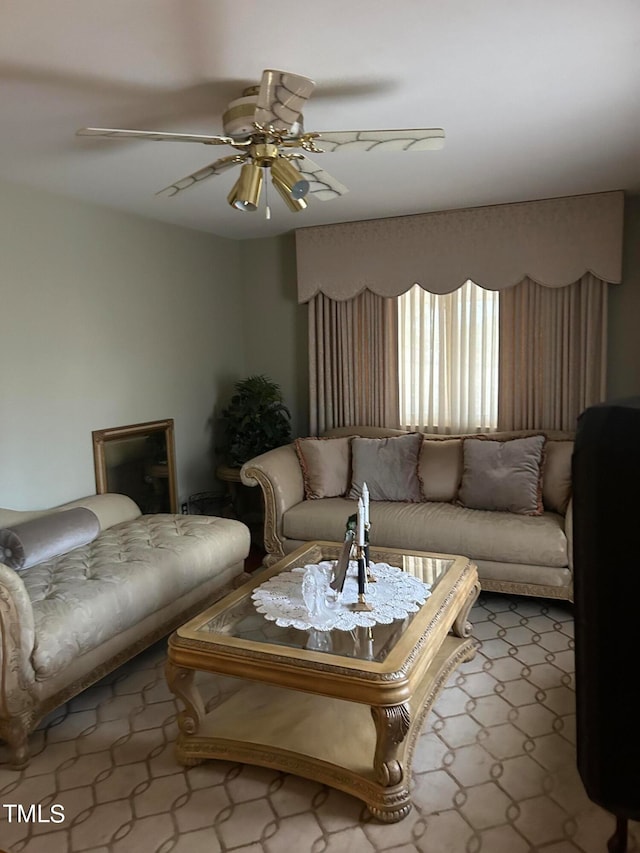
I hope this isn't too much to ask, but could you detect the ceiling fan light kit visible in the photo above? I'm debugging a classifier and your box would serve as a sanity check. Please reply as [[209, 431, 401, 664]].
[[75, 68, 445, 220], [225, 143, 309, 214]]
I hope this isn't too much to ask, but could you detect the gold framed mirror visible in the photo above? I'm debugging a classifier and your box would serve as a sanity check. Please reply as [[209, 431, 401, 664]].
[[92, 418, 178, 513]]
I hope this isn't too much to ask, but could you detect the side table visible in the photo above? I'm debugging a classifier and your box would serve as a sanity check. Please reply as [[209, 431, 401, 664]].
[[215, 465, 243, 518], [215, 465, 264, 547]]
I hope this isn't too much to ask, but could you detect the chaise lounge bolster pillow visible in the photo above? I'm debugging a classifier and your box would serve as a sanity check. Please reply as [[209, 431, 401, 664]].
[[0, 507, 101, 571]]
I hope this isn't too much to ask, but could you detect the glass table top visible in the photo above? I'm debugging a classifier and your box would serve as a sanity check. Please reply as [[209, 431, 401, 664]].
[[179, 543, 457, 665]]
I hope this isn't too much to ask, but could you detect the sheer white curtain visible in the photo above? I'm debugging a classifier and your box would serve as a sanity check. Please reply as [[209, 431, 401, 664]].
[[398, 281, 499, 433]]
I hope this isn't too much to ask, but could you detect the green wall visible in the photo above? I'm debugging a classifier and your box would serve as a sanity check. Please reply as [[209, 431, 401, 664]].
[[239, 233, 309, 438], [0, 179, 245, 509]]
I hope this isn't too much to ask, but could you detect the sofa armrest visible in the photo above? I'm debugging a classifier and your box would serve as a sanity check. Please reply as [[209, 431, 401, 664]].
[[241, 444, 305, 564], [0, 563, 38, 763]]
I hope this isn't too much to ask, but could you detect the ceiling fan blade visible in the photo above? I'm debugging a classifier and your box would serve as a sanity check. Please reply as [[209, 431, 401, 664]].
[[315, 128, 446, 152], [255, 69, 316, 132], [76, 127, 238, 146], [156, 154, 248, 198], [295, 156, 349, 201]]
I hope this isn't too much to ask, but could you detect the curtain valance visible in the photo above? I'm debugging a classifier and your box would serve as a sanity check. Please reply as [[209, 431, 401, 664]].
[[295, 191, 624, 303]]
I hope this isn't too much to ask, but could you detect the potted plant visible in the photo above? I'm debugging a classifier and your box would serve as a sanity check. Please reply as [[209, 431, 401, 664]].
[[219, 374, 292, 467]]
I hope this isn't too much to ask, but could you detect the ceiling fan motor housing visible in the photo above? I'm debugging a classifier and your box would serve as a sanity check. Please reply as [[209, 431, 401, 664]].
[[222, 94, 304, 140]]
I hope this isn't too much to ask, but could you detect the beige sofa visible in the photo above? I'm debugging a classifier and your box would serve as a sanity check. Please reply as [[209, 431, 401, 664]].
[[241, 426, 574, 602], [0, 493, 250, 768]]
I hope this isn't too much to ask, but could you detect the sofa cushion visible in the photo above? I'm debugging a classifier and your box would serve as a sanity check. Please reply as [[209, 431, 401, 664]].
[[0, 508, 100, 571], [294, 436, 351, 499], [419, 439, 463, 502], [474, 558, 573, 591], [23, 514, 250, 679], [282, 498, 568, 568], [349, 433, 422, 501], [543, 440, 573, 514], [458, 434, 546, 515]]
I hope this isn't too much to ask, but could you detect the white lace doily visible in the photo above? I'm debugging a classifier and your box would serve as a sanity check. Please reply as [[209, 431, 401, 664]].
[[252, 561, 432, 631]]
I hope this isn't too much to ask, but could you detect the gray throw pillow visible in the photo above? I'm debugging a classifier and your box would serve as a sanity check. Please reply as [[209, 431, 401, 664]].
[[349, 433, 423, 502], [458, 434, 546, 515], [0, 507, 101, 571]]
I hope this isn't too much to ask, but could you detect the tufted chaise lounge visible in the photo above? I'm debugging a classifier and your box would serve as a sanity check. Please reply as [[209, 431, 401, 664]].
[[0, 492, 250, 768]]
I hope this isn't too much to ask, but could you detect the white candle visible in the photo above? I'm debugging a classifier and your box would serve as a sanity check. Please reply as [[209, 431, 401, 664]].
[[357, 497, 365, 545], [362, 482, 370, 527]]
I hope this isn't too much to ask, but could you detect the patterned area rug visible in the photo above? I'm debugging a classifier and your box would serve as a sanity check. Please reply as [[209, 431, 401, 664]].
[[1, 592, 638, 852]]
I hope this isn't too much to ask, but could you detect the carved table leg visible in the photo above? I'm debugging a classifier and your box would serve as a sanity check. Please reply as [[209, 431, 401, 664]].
[[452, 580, 481, 639], [369, 702, 412, 822], [165, 661, 206, 766]]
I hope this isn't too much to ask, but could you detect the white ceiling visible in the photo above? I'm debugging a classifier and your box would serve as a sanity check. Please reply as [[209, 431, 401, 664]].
[[1, 0, 639, 241]]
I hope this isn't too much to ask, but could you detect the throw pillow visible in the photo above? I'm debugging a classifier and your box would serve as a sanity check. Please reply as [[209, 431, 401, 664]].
[[0, 507, 101, 571], [458, 434, 546, 515], [419, 439, 463, 502], [295, 436, 352, 499], [349, 432, 422, 502]]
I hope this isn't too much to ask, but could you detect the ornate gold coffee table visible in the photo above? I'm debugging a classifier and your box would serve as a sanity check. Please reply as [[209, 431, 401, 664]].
[[166, 541, 480, 822]]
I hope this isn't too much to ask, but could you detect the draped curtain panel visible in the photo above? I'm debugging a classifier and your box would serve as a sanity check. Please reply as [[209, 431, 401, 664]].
[[308, 289, 400, 435], [398, 282, 499, 433], [498, 273, 608, 431]]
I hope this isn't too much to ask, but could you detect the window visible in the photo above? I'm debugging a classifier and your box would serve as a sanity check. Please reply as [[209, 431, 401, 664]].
[[398, 281, 499, 433]]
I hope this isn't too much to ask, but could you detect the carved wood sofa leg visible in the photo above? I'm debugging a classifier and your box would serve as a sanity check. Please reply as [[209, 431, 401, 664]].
[[3, 715, 33, 770]]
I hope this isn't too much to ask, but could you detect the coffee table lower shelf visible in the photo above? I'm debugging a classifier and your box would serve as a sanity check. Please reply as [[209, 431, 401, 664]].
[[172, 633, 476, 822]]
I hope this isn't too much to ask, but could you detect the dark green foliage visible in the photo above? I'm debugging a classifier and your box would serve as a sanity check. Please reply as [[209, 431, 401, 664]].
[[220, 375, 292, 467]]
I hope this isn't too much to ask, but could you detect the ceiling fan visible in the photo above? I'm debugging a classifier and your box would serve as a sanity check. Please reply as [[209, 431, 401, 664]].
[[76, 69, 445, 217]]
